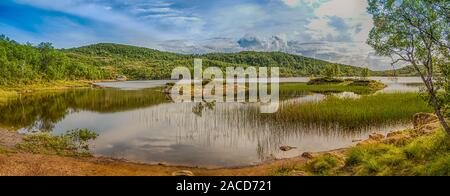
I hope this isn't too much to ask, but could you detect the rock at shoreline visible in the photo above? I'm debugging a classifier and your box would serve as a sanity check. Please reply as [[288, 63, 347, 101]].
[[280, 145, 297, 151], [357, 132, 385, 146], [384, 131, 412, 145], [116, 75, 128, 81], [172, 170, 194, 176], [301, 152, 314, 159], [368, 132, 385, 141], [413, 113, 438, 129]]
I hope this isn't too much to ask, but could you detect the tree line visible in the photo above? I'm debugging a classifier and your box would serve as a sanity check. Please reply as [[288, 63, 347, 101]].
[[1, 37, 410, 85]]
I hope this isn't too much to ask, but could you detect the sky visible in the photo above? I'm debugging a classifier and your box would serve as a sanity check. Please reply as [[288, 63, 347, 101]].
[[0, 0, 396, 70]]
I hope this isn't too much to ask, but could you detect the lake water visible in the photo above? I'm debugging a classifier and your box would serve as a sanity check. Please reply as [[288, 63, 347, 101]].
[[0, 77, 423, 168]]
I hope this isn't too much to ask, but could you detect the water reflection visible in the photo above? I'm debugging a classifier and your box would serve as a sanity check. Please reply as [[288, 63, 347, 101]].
[[0, 88, 168, 131], [0, 78, 419, 168]]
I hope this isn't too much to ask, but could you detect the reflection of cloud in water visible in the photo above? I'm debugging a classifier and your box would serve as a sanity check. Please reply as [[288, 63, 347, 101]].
[[5, 77, 420, 168], [49, 98, 410, 168]]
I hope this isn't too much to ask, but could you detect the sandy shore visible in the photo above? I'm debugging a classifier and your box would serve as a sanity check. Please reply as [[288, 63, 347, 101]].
[[0, 128, 306, 176]]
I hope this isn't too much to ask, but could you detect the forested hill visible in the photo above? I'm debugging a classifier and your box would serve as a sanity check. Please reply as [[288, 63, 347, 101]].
[[0, 36, 414, 85], [65, 43, 374, 78]]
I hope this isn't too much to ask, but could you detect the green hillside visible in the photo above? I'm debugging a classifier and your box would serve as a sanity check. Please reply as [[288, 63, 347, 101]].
[[0, 36, 417, 85], [65, 43, 379, 79]]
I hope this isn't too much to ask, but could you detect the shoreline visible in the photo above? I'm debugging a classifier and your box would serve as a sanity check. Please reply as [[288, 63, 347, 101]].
[[0, 127, 308, 176], [0, 113, 443, 176], [0, 120, 425, 176], [0, 79, 442, 176]]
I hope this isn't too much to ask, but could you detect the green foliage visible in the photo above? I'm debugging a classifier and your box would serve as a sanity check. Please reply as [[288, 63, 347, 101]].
[[360, 68, 370, 79], [367, 0, 449, 59], [321, 64, 341, 78], [0, 35, 106, 85], [66, 43, 373, 79], [16, 129, 98, 157], [436, 61, 450, 117], [367, 0, 450, 132], [0, 36, 417, 85]]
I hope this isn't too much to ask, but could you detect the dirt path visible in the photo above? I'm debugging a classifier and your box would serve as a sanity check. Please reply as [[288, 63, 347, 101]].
[[0, 128, 22, 148], [0, 152, 306, 176]]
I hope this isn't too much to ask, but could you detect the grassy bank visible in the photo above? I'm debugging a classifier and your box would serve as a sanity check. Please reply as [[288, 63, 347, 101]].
[[266, 93, 432, 129], [0, 80, 93, 104], [274, 125, 450, 176], [0, 80, 91, 92]]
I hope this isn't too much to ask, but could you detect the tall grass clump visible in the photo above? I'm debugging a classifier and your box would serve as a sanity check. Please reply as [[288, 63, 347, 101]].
[[275, 128, 450, 176], [269, 93, 432, 129], [345, 129, 450, 176]]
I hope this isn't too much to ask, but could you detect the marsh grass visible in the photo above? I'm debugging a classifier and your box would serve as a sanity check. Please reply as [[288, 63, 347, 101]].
[[267, 93, 432, 129], [16, 129, 98, 157]]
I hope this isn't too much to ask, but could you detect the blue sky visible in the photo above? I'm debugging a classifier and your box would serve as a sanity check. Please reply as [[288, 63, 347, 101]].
[[1, 0, 394, 69], [0, 0, 372, 47]]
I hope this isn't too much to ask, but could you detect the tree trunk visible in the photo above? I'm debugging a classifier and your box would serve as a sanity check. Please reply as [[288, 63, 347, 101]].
[[429, 92, 450, 135]]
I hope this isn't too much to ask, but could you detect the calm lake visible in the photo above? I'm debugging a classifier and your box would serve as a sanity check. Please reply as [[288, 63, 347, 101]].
[[0, 77, 423, 168]]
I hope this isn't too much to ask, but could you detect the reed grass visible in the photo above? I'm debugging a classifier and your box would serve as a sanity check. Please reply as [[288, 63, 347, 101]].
[[266, 92, 432, 129]]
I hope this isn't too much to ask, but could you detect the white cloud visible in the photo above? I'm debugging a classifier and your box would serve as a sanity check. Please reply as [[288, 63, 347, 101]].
[[11, 0, 196, 47], [315, 0, 368, 18], [305, 17, 339, 40], [282, 0, 300, 7], [305, 0, 373, 42]]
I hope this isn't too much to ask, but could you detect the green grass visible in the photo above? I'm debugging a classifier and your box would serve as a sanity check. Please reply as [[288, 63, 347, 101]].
[[16, 129, 98, 157], [305, 154, 344, 176], [346, 129, 450, 176], [267, 92, 432, 129], [273, 128, 450, 176]]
